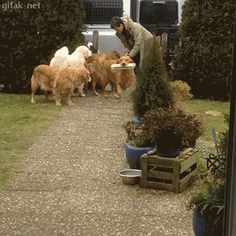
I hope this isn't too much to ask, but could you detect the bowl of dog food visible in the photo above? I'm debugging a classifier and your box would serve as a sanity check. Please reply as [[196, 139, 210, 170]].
[[119, 169, 142, 185], [111, 63, 136, 72]]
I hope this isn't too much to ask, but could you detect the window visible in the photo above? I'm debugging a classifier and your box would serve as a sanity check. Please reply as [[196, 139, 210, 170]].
[[139, 0, 178, 26], [84, 0, 123, 24]]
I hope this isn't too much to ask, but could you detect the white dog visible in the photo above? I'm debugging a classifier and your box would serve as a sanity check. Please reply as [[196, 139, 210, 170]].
[[49, 46, 69, 67], [50, 45, 92, 96], [73, 45, 92, 59], [67, 52, 86, 68]]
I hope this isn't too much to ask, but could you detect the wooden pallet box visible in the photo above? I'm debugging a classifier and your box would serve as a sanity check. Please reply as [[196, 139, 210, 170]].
[[140, 148, 198, 193]]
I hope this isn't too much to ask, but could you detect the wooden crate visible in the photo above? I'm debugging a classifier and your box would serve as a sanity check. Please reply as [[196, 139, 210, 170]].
[[140, 148, 198, 193]]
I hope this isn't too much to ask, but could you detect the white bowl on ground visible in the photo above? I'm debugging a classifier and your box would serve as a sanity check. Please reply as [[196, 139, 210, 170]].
[[119, 169, 142, 185]]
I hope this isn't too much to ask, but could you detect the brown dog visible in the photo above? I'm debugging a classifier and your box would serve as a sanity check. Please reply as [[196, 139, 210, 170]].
[[53, 67, 91, 106], [31, 65, 91, 106], [31, 65, 59, 104], [86, 54, 135, 98], [86, 50, 120, 64], [114, 56, 136, 97]]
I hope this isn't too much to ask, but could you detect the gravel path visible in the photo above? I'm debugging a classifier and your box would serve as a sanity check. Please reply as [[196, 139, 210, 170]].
[[0, 90, 194, 236]]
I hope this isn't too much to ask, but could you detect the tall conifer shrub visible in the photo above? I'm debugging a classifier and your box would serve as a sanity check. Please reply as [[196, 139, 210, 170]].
[[173, 0, 234, 99], [133, 37, 174, 118]]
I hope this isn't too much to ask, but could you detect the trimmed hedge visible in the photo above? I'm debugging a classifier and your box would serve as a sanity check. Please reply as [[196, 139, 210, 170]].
[[173, 0, 235, 100], [0, 0, 85, 93]]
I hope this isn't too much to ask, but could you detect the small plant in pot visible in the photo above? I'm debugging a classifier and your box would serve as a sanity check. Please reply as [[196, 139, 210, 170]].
[[123, 121, 154, 169], [142, 108, 203, 157], [189, 117, 228, 236], [189, 174, 225, 236]]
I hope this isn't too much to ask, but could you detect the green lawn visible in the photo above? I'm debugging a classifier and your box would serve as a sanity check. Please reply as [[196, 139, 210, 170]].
[[184, 99, 230, 175], [0, 93, 61, 187], [185, 99, 230, 142]]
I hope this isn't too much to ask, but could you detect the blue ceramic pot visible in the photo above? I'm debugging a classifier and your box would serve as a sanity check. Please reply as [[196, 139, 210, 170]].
[[124, 143, 153, 169], [192, 210, 223, 236], [192, 211, 206, 236]]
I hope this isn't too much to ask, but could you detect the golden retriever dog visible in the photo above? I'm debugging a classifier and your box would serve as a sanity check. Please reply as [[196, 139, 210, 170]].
[[31, 65, 91, 106], [31, 65, 59, 104], [86, 50, 120, 64], [53, 67, 91, 106], [115, 56, 136, 95], [85, 55, 135, 98]]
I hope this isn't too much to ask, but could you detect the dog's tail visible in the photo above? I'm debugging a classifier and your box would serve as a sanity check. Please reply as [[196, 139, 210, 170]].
[[53, 77, 57, 89], [31, 69, 38, 91], [30, 69, 39, 103], [52, 69, 62, 89]]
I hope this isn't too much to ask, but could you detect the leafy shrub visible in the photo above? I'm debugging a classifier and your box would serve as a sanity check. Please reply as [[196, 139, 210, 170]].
[[123, 121, 154, 147], [207, 114, 229, 179], [189, 175, 224, 236], [170, 80, 193, 105], [189, 113, 229, 236], [173, 0, 235, 99], [143, 108, 203, 148], [0, 0, 85, 93], [217, 114, 229, 155], [133, 37, 174, 118]]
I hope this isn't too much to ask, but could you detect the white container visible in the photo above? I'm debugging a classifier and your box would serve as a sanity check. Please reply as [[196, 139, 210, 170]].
[[111, 63, 136, 72], [119, 169, 142, 185]]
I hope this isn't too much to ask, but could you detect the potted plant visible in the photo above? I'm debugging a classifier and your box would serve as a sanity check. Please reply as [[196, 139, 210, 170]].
[[189, 117, 228, 236], [123, 121, 154, 169], [142, 108, 203, 157], [189, 174, 224, 236], [124, 37, 199, 165], [123, 37, 175, 168]]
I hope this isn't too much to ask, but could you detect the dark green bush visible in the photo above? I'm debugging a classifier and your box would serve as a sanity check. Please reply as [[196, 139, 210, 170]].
[[133, 37, 174, 117], [173, 0, 235, 100], [0, 0, 85, 93]]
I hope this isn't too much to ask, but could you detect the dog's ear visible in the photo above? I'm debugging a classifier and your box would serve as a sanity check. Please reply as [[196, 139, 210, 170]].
[[84, 62, 89, 69], [83, 70, 91, 82], [111, 50, 120, 59], [85, 56, 93, 64], [85, 63, 95, 73], [125, 56, 134, 63]]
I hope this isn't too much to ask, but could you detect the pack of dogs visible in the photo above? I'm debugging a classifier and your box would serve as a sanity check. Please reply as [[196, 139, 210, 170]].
[[30, 44, 136, 106]]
